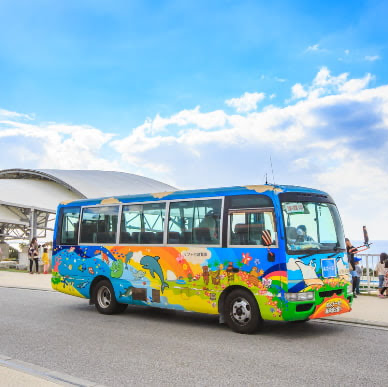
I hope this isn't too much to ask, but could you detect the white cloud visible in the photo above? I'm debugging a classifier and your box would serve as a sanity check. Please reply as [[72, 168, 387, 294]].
[[0, 108, 34, 120], [2, 67, 388, 239], [225, 92, 265, 113], [151, 106, 227, 132], [305, 44, 328, 53], [110, 69, 388, 238], [339, 73, 373, 94], [291, 83, 308, 100], [306, 44, 320, 52], [365, 55, 380, 62], [0, 118, 118, 171], [317, 156, 388, 239], [292, 157, 310, 170], [313, 67, 348, 88], [345, 49, 350, 55], [288, 67, 373, 101]]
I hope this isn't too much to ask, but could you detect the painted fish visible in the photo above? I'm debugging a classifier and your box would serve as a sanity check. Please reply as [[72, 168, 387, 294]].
[[130, 267, 146, 280], [120, 286, 133, 298], [88, 267, 94, 275], [101, 252, 109, 264], [78, 264, 86, 272], [140, 255, 169, 293]]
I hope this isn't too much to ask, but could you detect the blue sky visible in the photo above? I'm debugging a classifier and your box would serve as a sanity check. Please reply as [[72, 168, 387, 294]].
[[1, 0, 388, 240], [0, 0, 386, 130]]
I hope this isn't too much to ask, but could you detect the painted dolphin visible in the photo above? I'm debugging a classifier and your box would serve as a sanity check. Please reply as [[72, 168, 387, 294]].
[[140, 255, 169, 293]]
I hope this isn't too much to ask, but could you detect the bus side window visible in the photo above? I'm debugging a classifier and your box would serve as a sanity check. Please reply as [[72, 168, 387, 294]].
[[168, 201, 194, 244], [120, 205, 141, 244], [59, 207, 80, 245], [168, 199, 222, 245], [141, 203, 165, 244], [120, 203, 165, 244], [229, 211, 277, 246], [80, 206, 119, 244]]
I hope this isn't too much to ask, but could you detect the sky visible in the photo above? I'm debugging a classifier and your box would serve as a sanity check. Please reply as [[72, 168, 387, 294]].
[[0, 0, 388, 240]]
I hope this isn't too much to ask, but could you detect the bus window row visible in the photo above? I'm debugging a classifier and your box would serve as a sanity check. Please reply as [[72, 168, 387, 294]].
[[59, 198, 277, 247]]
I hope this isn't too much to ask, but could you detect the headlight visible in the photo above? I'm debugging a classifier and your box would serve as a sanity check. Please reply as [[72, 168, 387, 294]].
[[285, 292, 315, 301]]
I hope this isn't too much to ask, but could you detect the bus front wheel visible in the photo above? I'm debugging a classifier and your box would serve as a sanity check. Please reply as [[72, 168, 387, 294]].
[[224, 289, 262, 334], [94, 280, 128, 315]]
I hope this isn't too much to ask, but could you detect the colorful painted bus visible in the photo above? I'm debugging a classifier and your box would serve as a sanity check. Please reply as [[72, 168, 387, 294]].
[[52, 184, 353, 333]]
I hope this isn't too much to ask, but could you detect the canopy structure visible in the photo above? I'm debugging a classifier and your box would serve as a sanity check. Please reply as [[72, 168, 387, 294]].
[[0, 169, 175, 241]]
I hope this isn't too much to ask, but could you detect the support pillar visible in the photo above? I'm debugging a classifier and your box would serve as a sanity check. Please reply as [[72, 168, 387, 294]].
[[29, 208, 37, 240]]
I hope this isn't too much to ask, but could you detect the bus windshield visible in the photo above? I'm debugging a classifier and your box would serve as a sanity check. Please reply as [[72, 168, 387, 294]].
[[282, 201, 345, 253]]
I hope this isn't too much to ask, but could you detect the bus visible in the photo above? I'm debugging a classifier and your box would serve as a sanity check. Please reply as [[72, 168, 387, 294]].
[[52, 184, 353, 333]]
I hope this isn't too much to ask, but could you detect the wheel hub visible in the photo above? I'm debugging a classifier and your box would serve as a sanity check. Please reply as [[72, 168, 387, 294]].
[[97, 286, 111, 308], [231, 297, 251, 325]]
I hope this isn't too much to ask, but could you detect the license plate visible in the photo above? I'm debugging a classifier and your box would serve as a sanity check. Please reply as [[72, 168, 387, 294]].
[[325, 306, 341, 314]]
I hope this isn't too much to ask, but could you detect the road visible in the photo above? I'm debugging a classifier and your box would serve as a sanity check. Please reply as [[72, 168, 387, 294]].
[[0, 287, 386, 386]]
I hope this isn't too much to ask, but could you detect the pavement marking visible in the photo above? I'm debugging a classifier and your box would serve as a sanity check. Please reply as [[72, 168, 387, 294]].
[[312, 319, 388, 331], [0, 355, 104, 387]]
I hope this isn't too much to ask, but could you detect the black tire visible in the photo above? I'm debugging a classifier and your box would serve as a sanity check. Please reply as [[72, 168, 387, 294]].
[[291, 318, 310, 323], [224, 289, 262, 334], [94, 280, 128, 315]]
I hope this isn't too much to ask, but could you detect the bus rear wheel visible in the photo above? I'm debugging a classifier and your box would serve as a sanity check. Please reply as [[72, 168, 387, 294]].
[[94, 280, 128, 315], [224, 289, 262, 334]]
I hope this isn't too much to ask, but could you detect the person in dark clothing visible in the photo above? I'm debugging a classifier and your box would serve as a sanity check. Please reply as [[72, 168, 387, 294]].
[[28, 237, 40, 274], [345, 238, 358, 297]]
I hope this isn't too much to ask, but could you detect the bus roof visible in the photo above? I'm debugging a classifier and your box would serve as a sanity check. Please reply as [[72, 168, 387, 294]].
[[58, 184, 331, 208]]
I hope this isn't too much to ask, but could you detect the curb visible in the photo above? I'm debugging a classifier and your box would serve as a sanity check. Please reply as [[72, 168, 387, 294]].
[[0, 354, 105, 387]]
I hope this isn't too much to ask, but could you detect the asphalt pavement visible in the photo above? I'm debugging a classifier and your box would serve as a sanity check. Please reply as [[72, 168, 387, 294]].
[[1, 270, 388, 386]]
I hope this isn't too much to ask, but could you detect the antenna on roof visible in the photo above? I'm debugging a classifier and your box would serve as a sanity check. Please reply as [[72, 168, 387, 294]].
[[265, 173, 268, 185], [270, 155, 276, 185]]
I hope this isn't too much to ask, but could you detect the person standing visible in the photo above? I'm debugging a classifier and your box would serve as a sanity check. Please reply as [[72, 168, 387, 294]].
[[354, 258, 362, 295], [379, 260, 388, 298], [375, 253, 387, 295], [345, 238, 358, 298], [28, 237, 40, 274], [42, 243, 50, 274]]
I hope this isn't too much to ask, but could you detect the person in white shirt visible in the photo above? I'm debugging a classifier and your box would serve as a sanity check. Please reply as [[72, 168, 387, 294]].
[[379, 260, 388, 298], [375, 253, 388, 294]]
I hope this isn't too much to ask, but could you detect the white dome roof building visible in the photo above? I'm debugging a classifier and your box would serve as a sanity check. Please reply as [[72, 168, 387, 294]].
[[0, 169, 175, 242]]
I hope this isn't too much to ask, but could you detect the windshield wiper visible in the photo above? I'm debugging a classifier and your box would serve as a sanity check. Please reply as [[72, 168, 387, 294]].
[[298, 248, 320, 259]]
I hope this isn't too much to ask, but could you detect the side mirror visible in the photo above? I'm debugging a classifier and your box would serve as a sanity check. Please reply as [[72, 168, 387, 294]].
[[261, 229, 272, 246]]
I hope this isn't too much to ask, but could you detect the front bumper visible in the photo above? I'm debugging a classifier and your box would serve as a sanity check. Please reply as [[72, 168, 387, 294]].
[[284, 288, 353, 321]]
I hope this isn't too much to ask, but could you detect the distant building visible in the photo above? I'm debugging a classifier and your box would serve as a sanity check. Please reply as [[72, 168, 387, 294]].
[[0, 168, 175, 244]]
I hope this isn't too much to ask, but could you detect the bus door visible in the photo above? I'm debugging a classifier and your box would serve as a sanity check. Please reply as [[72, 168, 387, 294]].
[[228, 208, 282, 295]]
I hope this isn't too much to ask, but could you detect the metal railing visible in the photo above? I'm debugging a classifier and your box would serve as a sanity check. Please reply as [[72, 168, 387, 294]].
[[355, 253, 380, 294]]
